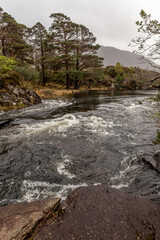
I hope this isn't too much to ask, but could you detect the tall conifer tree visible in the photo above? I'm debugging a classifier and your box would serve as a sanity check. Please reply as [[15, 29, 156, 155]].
[[49, 13, 75, 89], [73, 24, 103, 89], [31, 22, 47, 85], [0, 11, 31, 61]]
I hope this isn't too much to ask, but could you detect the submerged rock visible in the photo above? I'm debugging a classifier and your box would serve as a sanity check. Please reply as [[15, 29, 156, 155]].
[[0, 198, 60, 240]]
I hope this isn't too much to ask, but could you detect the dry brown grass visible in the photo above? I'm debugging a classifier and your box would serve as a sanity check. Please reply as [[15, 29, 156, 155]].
[[36, 88, 80, 99]]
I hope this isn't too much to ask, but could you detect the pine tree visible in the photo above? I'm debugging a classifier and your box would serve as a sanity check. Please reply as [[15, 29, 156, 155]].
[[31, 22, 47, 85], [0, 10, 32, 61], [49, 13, 75, 89], [73, 24, 103, 89]]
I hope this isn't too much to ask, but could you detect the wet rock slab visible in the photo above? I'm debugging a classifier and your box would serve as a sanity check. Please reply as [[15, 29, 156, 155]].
[[0, 186, 160, 240], [34, 186, 160, 240], [142, 152, 160, 172], [0, 198, 60, 240]]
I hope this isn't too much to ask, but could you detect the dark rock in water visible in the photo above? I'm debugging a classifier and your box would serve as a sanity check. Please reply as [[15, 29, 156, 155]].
[[141, 154, 160, 172], [34, 186, 160, 240], [0, 198, 60, 240], [0, 85, 41, 107], [154, 152, 160, 172], [142, 155, 157, 170], [0, 119, 11, 128]]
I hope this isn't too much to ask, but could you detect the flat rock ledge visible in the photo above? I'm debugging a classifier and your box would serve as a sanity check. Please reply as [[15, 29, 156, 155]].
[[0, 186, 160, 240], [0, 198, 60, 240], [35, 186, 160, 240]]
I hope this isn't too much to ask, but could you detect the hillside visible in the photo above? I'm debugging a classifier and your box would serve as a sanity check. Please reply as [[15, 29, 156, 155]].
[[98, 46, 160, 71]]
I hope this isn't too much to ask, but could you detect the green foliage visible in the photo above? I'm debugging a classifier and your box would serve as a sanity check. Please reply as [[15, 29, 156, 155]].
[[115, 62, 124, 76], [0, 55, 16, 74], [0, 10, 32, 61], [14, 64, 40, 83], [49, 13, 75, 89], [45, 71, 66, 84], [0, 9, 103, 89], [31, 22, 47, 85], [104, 64, 158, 90], [0, 56, 18, 87], [105, 67, 116, 78], [48, 13, 102, 89], [115, 74, 123, 88]]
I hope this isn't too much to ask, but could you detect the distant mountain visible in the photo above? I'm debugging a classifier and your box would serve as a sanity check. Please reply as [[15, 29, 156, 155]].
[[98, 46, 159, 71]]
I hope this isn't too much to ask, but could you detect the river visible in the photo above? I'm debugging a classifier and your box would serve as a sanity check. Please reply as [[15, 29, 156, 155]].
[[0, 90, 160, 206]]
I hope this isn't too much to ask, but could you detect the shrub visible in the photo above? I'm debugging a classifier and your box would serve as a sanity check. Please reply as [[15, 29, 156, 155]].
[[14, 64, 40, 83], [0, 56, 16, 74], [0, 56, 20, 87]]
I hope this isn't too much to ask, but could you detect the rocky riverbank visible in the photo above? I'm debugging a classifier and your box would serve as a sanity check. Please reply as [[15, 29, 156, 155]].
[[0, 186, 160, 240], [0, 85, 41, 111]]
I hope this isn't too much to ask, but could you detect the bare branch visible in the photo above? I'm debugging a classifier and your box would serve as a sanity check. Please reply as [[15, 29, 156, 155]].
[[147, 74, 160, 82]]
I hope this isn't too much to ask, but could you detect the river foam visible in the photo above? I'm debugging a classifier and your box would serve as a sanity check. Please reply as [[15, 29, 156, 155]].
[[56, 155, 76, 179], [7, 114, 114, 142], [19, 99, 72, 115], [20, 180, 88, 202], [109, 156, 141, 189]]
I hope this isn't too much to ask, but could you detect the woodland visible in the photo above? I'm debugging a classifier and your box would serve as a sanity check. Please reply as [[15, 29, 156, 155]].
[[0, 8, 159, 91]]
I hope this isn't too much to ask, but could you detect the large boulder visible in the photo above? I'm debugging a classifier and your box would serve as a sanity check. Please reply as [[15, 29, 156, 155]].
[[0, 186, 160, 240], [34, 186, 160, 240], [0, 198, 60, 240]]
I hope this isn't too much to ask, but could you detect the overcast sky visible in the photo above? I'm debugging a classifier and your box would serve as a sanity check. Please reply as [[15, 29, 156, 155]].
[[1, 0, 160, 51]]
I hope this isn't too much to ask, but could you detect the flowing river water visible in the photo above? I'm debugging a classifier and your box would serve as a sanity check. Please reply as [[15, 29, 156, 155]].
[[0, 90, 160, 206]]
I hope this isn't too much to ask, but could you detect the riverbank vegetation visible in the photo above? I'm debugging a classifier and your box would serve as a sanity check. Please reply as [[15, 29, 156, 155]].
[[0, 7, 160, 93], [104, 62, 159, 90], [0, 8, 103, 90]]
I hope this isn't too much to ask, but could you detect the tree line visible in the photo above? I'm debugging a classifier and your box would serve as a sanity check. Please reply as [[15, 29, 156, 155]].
[[0, 8, 103, 89], [104, 62, 159, 90]]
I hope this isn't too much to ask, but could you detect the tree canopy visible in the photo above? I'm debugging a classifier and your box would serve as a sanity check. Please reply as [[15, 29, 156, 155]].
[[0, 8, 32, 61], [0, 9, 103, 89]]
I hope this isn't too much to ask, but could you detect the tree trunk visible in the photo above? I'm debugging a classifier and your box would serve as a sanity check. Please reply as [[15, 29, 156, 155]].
[[75, 59, 79, 89], [41, 60, 45, 86], [41, 40, 45, 86], [65, 61, 70, 89], [66, 72, 70, 89], [75, 78, 79, 89], [1, 39, 6, 56]]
